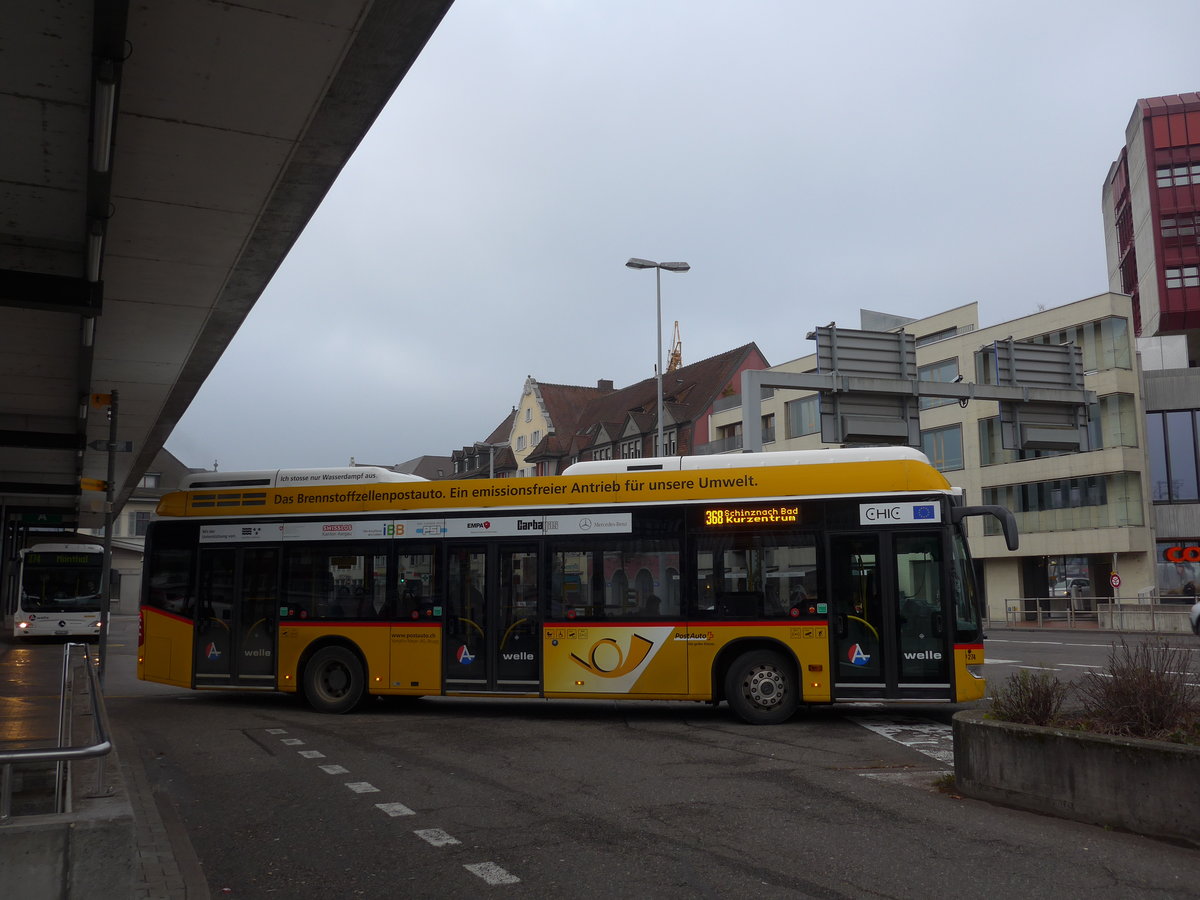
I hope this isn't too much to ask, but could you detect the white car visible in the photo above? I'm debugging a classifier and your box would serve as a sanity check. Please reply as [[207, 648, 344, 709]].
[[1190, 599, 1200, 636]]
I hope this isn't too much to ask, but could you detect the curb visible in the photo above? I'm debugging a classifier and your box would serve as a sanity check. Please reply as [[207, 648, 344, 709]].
[[113, 723, 211, 900]]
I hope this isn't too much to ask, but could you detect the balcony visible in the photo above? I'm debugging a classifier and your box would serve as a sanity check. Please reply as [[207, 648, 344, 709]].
[[695, 427, 773, 456]]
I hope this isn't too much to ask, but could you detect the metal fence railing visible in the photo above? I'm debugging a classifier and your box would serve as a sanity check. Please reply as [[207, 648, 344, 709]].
[[993, 597, 1195, 634], [0, 642, 113, 819]]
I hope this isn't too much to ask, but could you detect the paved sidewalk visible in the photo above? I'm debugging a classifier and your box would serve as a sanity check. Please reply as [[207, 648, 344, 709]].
[[115, 723, 210, 900]]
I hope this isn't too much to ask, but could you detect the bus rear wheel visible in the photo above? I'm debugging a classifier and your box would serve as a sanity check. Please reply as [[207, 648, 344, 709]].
[[725, 650, 798, 725], [303, 646, 365, 714]]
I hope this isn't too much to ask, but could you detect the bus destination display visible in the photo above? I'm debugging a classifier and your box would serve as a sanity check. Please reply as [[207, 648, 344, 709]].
[[703, 505, 799, 527]]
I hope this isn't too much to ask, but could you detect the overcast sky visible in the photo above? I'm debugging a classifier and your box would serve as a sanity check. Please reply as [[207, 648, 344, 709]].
[[165, 0, 1199, 473]]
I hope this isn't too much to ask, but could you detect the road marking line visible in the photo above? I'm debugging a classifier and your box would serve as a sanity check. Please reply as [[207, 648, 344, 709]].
[[320, 764, 349, 775], [983, 658, 1020, 664], [280, 738, 304, 746], [265, 728, 287, 735], [346, 782, 379, 793], [415, 829, 461, 847], [465, 862, 520, 885], [850, 716, 954, 764], [376, 802, 415, 817], [1060, 663, 1102, 669], [298, 750, 325, 759]]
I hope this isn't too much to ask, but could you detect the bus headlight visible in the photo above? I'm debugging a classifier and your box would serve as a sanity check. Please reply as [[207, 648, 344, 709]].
[[17, 621, 29, 630]]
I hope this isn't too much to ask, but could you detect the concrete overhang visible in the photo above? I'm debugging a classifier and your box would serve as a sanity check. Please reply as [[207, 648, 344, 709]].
[[0, 0, 453, 529]]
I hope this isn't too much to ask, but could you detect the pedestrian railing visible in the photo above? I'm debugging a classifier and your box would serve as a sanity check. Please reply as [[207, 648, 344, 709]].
[[0, 642, 113, 819], [996, 597, 1194, 633]]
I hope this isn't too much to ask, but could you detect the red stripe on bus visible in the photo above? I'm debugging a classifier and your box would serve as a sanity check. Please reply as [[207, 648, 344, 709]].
[[281, 620, 441, 628]]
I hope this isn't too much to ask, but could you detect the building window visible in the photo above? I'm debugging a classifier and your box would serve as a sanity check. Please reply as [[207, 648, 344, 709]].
[[1161, 214, 1198, 238], [784, 395, 819, 438], [1156, 162, 1200, 187], [761, 414, 775, 445], [915, 326, 961, 348], [516, 435, 527, 451], [982, 472, 1143, 534], [977, 394, 1136, 466], [1156, 540, 1200, 601], [531, 430, 541, 446], [621, 439, 641, 459], [138, 473, 160, 489], [1147, 410, 1200, 503], [134, 511, 151, 536], [1165, 266, 1200, 289], [921, 425, 963, 471], [524, 408, 532, 423], [918, 358, 959, 410]]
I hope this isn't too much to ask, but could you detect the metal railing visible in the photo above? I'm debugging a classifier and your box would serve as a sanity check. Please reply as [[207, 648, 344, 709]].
[[995, 597, 1195, 633], [0, 642, 113, 819]]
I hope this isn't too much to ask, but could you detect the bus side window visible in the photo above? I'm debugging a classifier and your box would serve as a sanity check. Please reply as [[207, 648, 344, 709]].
[[694, 533, 819, 620]]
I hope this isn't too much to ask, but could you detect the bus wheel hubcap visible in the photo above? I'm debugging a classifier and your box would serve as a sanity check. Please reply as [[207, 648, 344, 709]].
[[324, 665, 348, 695], [746, 666, 784, 708]]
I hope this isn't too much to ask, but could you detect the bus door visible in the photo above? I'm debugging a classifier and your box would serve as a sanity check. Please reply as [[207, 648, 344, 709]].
[[194, 547, 279, 688], [443, 544, 540, 693], [829, 532, 951, 700]]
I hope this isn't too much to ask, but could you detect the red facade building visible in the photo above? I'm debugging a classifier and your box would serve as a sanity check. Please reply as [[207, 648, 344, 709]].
[[1103, 93, 1200, 360]]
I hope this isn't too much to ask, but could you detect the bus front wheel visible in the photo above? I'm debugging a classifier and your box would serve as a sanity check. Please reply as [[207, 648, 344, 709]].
[[725, 650, 798, 725], [303, 646, 365, 714]]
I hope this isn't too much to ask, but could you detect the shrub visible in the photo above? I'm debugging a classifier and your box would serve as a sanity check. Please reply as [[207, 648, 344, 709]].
[[988, 668, 1070, 726], [1073, 638, 1199, 741]]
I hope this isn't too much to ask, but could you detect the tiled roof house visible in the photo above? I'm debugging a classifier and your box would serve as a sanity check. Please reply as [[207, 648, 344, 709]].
[[525, 343, 768, 474]]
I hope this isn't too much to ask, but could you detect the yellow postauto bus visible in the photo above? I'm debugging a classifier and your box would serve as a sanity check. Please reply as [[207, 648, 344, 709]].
[[137, 448, 1017, 725]]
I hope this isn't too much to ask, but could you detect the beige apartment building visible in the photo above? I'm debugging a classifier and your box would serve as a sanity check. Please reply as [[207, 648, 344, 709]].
[[707, 293, 1156, 620]]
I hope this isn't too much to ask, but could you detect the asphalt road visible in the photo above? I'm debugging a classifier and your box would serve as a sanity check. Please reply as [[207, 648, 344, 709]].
[[96, 616, 1200, 899]]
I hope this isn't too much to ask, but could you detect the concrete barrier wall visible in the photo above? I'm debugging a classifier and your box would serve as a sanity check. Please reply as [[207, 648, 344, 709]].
[[953, 708, 1200, 847], [0, 757, 134, 899]]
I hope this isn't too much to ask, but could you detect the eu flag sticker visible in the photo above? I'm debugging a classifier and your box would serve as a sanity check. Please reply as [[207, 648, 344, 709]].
[[913, 505, 936, 520]]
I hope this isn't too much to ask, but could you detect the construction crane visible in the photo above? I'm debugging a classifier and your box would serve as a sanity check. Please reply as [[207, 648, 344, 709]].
[[665, 321, 683, 373]]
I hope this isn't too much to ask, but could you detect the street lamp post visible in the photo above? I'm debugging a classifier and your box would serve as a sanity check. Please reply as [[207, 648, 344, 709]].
[[626, 257, 690, 456]]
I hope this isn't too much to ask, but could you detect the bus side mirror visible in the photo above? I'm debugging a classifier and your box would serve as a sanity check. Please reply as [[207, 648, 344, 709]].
[[951, 505, 1019, 551]]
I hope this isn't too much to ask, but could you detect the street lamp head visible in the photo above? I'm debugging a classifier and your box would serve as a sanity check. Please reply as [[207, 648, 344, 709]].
[[658, 261, 690, 273], [626, 258, 657, 269]]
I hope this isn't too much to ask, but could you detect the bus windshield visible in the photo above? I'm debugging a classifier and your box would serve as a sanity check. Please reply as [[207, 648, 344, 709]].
[[21, 560, 103, 612]]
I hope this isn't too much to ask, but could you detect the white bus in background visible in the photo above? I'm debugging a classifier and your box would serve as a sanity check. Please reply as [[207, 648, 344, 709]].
[[13, 543, 105, 639]]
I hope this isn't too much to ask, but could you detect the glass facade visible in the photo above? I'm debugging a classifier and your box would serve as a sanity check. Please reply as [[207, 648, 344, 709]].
[[1147, 410, 1200, 503], [918, 358, 959, 410], [982, 472, 1143, 535], [1155, 540, 1200, 601], [978, 394, 1137, 466], [976, 316, 1131, 379]]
